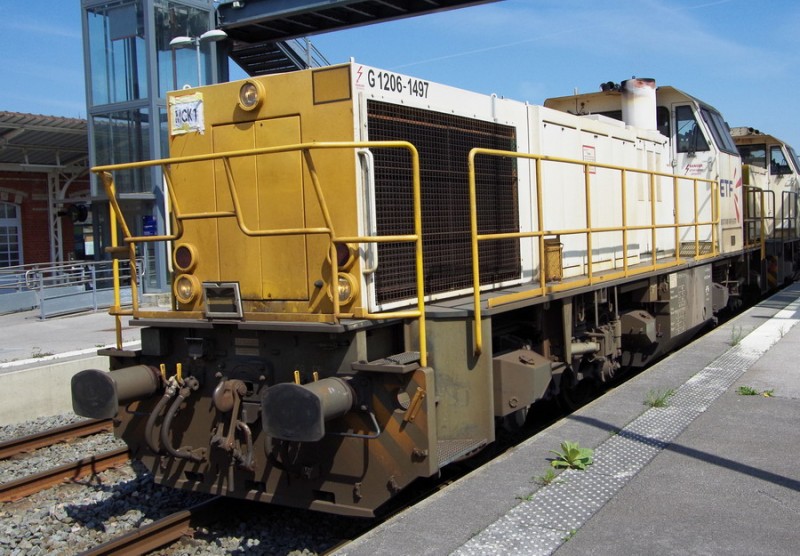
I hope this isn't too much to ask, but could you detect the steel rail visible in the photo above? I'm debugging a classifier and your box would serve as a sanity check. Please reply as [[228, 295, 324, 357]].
[[0, 419, 113, 460], [0, 447, 129, 502], [78, 496, 225, 556]]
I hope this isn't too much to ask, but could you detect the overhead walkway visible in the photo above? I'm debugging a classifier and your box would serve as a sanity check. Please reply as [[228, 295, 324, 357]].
[[218, 0, 498, 75], [218, 0, 499, 42]]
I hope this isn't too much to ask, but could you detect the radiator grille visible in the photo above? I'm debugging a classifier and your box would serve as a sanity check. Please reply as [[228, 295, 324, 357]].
[[367, 101, 521, 305]]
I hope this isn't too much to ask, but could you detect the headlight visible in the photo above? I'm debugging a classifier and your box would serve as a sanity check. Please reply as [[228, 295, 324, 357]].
[[336, 273, 358, 305], [238, 81, 264, 111], [173, 243, 197, 273], [174, 274, 200, 304]]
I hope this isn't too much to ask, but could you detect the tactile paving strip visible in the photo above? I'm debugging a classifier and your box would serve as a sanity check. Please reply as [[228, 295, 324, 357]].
[[453, 296, 800, 556]]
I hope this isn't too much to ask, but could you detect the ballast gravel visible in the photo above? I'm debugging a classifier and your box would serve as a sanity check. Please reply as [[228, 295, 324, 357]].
[[0, 413, 367, 555]]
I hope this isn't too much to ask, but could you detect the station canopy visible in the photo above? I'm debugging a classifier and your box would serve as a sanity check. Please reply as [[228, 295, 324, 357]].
[[0, 112, 88, 172]]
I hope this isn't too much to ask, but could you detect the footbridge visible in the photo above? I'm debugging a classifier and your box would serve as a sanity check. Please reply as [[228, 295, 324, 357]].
[[217, 0, 499, 75]]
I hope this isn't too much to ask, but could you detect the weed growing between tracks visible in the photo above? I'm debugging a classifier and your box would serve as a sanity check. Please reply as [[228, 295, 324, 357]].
[[644, 388, 675, 408]]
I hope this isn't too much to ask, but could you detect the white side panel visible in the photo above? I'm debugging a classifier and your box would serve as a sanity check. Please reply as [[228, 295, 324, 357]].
[[527, 105, 671, 278]]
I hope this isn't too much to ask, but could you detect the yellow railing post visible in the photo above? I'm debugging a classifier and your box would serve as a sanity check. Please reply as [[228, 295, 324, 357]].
[[535, 158, 546, 291], [621, 169, 628, 274], [107, 176, 122, 350], [650, 172, 657, 268], [468, 149, 483, 356], [760, 190, 766, 260], [585, 162, 593, 281], [673, 175, 680, 261], [694, 178, 700, 257]]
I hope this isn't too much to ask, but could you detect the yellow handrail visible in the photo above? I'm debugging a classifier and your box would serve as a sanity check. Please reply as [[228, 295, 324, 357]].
[[742, 185, 769, 256], [96, 141, 428, 367], [468, 148, 720, 356]]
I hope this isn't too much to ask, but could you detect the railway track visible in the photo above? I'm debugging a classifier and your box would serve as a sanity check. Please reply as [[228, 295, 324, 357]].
[[0, 446, 130, 502], [0, 418, 112, 460], [79, 496, 225, 556], [0, 418, 128, 502]]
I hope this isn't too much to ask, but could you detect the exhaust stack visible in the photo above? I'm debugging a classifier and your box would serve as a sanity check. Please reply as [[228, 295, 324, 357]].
[[621, 78, 657, 131]]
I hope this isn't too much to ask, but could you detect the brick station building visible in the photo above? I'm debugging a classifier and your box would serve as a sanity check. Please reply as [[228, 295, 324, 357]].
[[0, 112, 91, 268]]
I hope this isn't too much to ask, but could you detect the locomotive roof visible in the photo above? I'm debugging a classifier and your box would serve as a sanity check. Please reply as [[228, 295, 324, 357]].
[[543, 85, 723, 118], [730, 127, 789, 147]]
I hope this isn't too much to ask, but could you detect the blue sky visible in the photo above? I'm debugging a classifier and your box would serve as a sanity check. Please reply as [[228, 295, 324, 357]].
[[3, 0, 800, 149]]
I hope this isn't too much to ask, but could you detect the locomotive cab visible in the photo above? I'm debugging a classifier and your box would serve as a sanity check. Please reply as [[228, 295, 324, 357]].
[[731, 127, 800, 286], [545, 82, 744, 255]]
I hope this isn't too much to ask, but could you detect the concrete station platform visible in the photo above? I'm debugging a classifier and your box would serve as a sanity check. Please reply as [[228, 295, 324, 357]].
[[338, 283, 800, 556], [2, 286, 798, 554], [0, 309, 139, 425]]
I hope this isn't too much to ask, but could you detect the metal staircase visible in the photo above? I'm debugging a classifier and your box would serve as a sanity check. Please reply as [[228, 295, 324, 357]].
[[229, 38, 329, 76]]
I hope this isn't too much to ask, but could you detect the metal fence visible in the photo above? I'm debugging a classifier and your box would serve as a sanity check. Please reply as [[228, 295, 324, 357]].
[[0, 260, 143, 319]]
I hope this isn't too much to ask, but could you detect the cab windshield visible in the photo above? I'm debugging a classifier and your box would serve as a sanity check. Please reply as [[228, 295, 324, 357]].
[[738, 144, 766, 168], [700, 107, 738, 155], [787, 145, 800, 174]]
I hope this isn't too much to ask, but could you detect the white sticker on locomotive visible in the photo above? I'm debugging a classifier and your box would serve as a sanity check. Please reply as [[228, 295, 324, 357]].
[[356, 65, 430, 99], [582, 145, 596, 174], [170, 93, 205, 135]]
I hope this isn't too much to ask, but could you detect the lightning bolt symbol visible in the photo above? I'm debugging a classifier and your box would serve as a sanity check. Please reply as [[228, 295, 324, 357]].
[[357, 65, 363, 83]]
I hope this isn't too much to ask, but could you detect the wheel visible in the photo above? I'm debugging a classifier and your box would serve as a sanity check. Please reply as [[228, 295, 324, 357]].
[[501, 406, 529, 433], [557, 369, 597, 411]]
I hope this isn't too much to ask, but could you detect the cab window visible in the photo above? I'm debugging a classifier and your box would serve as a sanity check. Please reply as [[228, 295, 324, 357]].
[[770, 146, 792, 175], [738, 144, 767, 168], [675, 105, 709, 153]]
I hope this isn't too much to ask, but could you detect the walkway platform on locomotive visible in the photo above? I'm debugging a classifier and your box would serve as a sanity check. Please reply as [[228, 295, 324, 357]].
[[337, 282, 800, 556]]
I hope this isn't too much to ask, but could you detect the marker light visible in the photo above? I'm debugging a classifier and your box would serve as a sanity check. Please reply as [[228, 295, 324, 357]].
[[173, 243, 197, 272], [335, 243, 356, 270], [238, 81, 264, 111]]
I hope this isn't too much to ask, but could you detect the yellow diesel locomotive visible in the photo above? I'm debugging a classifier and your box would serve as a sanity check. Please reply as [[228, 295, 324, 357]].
[[71, 63, 799, 516]]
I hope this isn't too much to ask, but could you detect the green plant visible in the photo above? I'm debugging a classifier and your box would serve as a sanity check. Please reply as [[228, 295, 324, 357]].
[[644, 388, 675, 408], [549, 441, 594, 470], [533, 468, 560, 486], [562, 529, 577, 542], [31, 347, 54, 359], [737, 386, 775, 397], [729, 326, 744, 346]]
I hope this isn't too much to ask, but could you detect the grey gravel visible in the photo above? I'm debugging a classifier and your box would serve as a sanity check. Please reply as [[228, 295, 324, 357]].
[[0, 412, 369, 555], [0, 413, 85, 443]]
